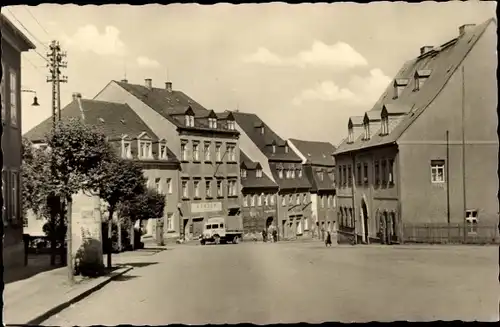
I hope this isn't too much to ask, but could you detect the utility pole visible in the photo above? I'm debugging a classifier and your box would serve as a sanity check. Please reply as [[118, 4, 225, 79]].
[[46, 40, 72, 283]]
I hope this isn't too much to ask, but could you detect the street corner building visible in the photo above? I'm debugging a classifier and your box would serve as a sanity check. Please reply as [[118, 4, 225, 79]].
[[230, 111, 312, 241], [23, 93, 180, 243], [93, 78, 241, 241], [288, 139, 337, 240], [239, 150, 279, 239], [1, 13, 37, 269], [333, 18, 498, 245]]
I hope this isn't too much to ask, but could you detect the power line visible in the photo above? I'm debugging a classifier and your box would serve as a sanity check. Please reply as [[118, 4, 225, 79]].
[[5, 8, 48, 50], [22, 54, 46, 77], [24, 6, 50, 37]]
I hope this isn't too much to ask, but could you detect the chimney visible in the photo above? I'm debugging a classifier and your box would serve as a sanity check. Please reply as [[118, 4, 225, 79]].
[[72, 92, 78, 101], [145, 78, 152, 90], [165, 81, 172, 92], [74, 92, 85, 120], [121, 78, 128, 83], [459, 24, 476, 37], [419, 46, 434, 56]]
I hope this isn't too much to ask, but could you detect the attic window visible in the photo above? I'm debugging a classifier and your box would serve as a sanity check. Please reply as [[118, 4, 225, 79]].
[[138, 140, 153, 159], [278, 168, 283, 179], [347, 126, 354, 144], [284, 144, 289, 153], [393, 79, 409, 99], [227, 120, 235, 130], [414, 70, 432, 91], [240, 168, 247, 178], [256, 169, 262, 178], [185, 114, 195, 127], [297, 168, 302, 178], [363, 122, 370, 141], [272, 145, 276, 153], [380, 116, 389, 136], [208, 117, 217, 129], [260, 126, 265, 134], [159, 141, 168, 159], [121, 139, 132, 159]]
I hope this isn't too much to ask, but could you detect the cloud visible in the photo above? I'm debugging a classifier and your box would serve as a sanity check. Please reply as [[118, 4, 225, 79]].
[[243, 41, 368, 70], [136, 56, 161, 68], [62, 25, 126, 56], [292, 68, 391, 107]]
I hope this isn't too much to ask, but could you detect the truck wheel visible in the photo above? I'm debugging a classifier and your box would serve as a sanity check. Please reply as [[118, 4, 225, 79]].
[[214, 235, 220, 245], [233, 236, 240, 244], [200, 239, 206, 245]]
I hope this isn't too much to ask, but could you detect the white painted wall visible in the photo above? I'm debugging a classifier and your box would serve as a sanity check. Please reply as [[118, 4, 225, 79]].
[[311, 194, 318, 222]]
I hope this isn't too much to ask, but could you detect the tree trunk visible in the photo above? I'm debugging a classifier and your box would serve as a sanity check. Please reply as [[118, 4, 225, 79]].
[[66, 196, 74, 284], [117, 217, 122, 252], [48, 195, 58, 266], [130, 221, 135, 250], [59, 198, 66, 265], [107, 206, 114, 268]]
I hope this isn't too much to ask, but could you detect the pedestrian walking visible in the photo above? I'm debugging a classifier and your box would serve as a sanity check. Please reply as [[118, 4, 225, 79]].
[[272, 229, 278, 243], [262, 229, 267, 242], [325, 231, 332, 247]]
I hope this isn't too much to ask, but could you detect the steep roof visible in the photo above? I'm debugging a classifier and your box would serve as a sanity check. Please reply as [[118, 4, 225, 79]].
[[304, 165, 336, 192], [335, 18, 495, 155], [288, 138, 336, 166], [24, 99, 158, 141], [231, 111, 301, 162], [240, 151, 278, 190], [1, 14, 36, 51], [112, 81, 238, 135]]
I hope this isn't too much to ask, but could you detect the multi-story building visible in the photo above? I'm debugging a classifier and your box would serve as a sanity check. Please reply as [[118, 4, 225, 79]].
[[240, 150, 279, 237], [334, 18, 498, 244], [94, 79, 241, 240], [23, 93, 180, 241], [288, 139, 337, 239], [231, 111, 311, 240], [1, 13, 36, 268]]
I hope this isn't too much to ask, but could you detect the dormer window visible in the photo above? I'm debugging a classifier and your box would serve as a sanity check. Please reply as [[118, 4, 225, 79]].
[[260, 126, 265, 134], [393, 79, 409, 99], [381, 116, 389, 136], [347, 127, 354, 143], [297, 168, 302, 178], [240, 168, 247, 178], [278, 168, 283, 179], [138, 140, 153, 159], [285, 144, 289, 153], [185, 114, 195, 127], [256, 169, 262, 178], [121, 139, 132, 159], [159, 141, 168, 159], [272, 145, 276, 153], [414, 70, 432, 92], [364, 122, 370, 141], [227, 120, 235, 130], [291, 169, 295, 178], [208, 117, 217, 129]]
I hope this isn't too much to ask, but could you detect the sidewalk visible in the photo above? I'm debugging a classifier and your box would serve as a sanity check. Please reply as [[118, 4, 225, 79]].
[[3, 246, 165, 325]]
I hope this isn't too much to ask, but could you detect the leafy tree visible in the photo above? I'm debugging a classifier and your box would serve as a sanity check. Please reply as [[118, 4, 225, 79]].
[[97, 157, 146, 267], [117, 188, 166, 249]]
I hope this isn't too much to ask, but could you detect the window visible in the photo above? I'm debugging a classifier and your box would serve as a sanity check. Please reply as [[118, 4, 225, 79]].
[[167, 213, 174, 231], [318, 170, 324, 181], [282, 195, 286, 206], [1, 61, 5, 122], [166, 178, 172, 194], [291, 169, 295, 178], [227, 179, 237, 196], [256, 169, 262, 178], [11, 171, 18, 223], [251, 194, 256, 206], [348, 127, 354, 143], [227, 144, 236, 161], [285, 144, 289, 153], [347, 165, 352, 186], [185, 114, 194, 127], [298, 168, 302, 178], [2, 170, 7, 226], [321, 196, 325, 208], [289, 195, 294, 205], [154, 178, 161, 193], [303, 193, 308, 204], [122, 140, 132, 159], [227, 120, 235, 130], [215, 143, 222, 161], [139, 140, 153, 159], [381, 117, 389, 135], [208, 117, 217, 128], [356, 163, 362, 185], [332, 195, 337, 208], [466, 210, 478, 234], [194, 181, 200, 198], [159, 142, 168, 159], [260, 126, 264, 134], [363, 163, 369, 184], [182, 181, 189, 198], [192, 142, 200, 161], [364, 123, 370, 140], [381, 160, 387, 184], [240, 168, 247, 178], [10, 70, 17, 127], [270, 194, 275, 205], [181, 141, 189, 161], [243, 195, 249, 207], [374, 161, 380, 185], [296, 194, 300, 205], [204, 142, 211, 161], [388, 159, 394, 185], [349, 208, 354, 227], [217, 180, 223, 197], [272, 145, 276, 153], [431, 160, 445, 183], [278, 168, 283, 179], [257, 194, 262, 206], [205, 180, 212, 198], [264, 194, 269, 206], [304, 218, 309, 231]]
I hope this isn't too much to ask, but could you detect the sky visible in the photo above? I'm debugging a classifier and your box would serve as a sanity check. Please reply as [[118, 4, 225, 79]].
[[2, 2, 496, 146]]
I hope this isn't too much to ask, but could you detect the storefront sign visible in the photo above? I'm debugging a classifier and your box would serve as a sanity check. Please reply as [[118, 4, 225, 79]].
[[191, 202, 222, 213]]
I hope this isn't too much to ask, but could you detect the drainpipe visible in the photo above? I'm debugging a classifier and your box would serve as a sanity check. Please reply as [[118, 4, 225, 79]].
[[350, 152, 358, 245], [461, 66, 467, 243], [446, 130, 451, 241]]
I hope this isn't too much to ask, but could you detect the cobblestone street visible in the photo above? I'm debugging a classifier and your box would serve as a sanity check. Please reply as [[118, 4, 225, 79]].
[[44, 242, 499, 325]]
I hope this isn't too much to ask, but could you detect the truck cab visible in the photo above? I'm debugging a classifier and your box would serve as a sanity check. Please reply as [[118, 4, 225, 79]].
[[200, 216, 243, 245]]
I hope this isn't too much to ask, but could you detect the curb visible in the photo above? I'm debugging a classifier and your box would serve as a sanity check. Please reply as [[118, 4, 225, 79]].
[[23, 265, 133, 325]]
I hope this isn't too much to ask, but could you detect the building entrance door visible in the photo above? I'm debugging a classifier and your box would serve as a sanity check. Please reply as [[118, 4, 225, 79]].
[[361, 199, 369, 244]]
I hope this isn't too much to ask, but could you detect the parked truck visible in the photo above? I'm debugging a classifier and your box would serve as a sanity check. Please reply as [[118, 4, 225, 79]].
[[200, 216, 243, 245]]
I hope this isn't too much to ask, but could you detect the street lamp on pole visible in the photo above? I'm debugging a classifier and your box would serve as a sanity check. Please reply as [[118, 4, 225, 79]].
[[21, 89, 40, 106]]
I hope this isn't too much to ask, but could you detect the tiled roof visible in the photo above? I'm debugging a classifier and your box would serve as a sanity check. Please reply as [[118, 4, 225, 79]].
[[288, 138, 336, 166], [240, 151, 278, 190], [335, 18, 495, 155], [231, 111, 302, 162], [269, 168, 312, 191], [24, 99, 159, 141], [304, 165, 335, 192], [113, 81, 238, 134]]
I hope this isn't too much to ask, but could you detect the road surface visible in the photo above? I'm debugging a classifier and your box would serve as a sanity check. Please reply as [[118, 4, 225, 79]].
[[44, 242, 499, 325]]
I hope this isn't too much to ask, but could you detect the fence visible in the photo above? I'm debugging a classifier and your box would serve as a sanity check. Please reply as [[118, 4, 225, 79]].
[[402, 223, 499, 245]]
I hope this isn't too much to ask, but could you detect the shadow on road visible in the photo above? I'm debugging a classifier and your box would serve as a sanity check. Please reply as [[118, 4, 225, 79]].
[[4, 254, 64, 284], [112, 274, 140, 282], [117, 262, 159, 268]]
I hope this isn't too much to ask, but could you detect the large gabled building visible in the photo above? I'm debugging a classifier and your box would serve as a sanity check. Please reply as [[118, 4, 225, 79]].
[[1, 13, 37, 269], [334, 18, 498, 244], [288, 139, 337, 239], [230, 111, 312, 240], [94, 79, 241, 240], [23, 94, 180, 242]]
